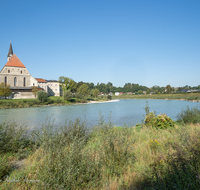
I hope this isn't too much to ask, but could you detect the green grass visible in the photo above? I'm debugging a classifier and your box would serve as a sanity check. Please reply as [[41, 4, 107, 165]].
[[113, 92, 200, 101]]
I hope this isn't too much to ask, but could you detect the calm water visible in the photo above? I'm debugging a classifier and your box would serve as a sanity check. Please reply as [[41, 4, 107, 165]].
[[0, 99, 200, 129]]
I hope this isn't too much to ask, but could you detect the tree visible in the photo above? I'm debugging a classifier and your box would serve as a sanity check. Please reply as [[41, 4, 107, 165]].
[[0, 82, 12, 99], [78, 84, 89, 95], [166, 85, 173, 93], [107, 95, 112, 100], [64, 90, 73, 101], [58, 76, 77, 93], [137, 90, 143, 94], [31, 86, 39, 98], [146, 89, 150, 94], [92, 88, 100, 97], [37, 90, 48, 103]]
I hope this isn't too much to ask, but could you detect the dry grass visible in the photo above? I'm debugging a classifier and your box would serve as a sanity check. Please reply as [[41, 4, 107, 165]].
[[1, 121, 200, 189]]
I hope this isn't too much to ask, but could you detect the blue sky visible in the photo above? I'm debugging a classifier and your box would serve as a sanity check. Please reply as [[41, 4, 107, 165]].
[[0, 0, 199, 88]]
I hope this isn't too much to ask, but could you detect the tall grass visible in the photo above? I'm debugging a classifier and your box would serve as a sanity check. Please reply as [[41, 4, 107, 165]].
[[1, 106, 200, 189], [177, 106, 200, 124]]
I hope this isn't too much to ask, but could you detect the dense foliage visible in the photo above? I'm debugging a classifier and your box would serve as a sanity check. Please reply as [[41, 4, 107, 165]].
[[63, 90, 73, 101], [37, 90, 48, 103], [0, 82, 12, 99], [177, 106, 200, 124]]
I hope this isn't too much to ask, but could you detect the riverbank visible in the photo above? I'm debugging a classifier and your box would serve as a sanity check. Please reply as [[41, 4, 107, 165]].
[[89, 99, 120, 104], [1, 116, 200, 189], [113, 92, 200, 101], [0, 98, 118, 109]]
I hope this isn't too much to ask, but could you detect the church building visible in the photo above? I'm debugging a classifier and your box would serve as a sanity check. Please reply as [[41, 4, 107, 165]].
[[0, 43, 60, 99]]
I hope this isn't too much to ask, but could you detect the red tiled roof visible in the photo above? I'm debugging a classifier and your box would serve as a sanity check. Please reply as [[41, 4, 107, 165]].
[[5, 54, 26, 68], [35, 78, 47, 83]]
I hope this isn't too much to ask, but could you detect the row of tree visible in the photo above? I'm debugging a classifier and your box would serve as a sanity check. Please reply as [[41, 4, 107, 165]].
[[58, 76, 178, 95]]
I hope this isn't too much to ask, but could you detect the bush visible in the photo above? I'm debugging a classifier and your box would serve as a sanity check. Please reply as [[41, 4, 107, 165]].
[[31, 119, 102, 189], [143, 131, 200, 189], [177, 106, 200, 124], [0, 122, 30, 153], [64, 90, 73, 101], [75, 93, 83, 99], [0, 155, 12, 180], [37, 90, 48, 103], [107, 95, 112, 100], [145, 112, 175, 129]]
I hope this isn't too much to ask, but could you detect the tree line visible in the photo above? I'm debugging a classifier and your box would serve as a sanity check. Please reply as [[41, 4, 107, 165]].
[[58, 76, 200, 95]]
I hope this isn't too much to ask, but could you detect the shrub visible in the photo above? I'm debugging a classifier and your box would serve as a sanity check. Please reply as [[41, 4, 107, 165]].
[[107, 95, 112, 100], [0, 121, 30, 153], [145, 112, 175, 129], [0, 155, 12, 180], [177, 106, 200, 124], [75, 93, 83, 99], [143, 132, 200, 189], [31, 119, 102, 189], [64, 90, 73, 101], [37, 90, 48, 103]]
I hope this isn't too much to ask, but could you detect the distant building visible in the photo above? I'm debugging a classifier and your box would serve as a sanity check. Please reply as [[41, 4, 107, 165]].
[[0, 43, 60, 99], [127, 92, 132, 95], [115, 92, 119, 96]]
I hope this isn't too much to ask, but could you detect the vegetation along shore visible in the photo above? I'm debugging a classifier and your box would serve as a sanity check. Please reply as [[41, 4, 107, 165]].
[[1, 104, 200, 189]]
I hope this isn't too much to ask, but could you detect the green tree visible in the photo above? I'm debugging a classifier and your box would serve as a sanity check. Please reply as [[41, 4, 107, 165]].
[[166, 84, 173, 93], [78, 84, 89, 96], [146, 89, 150, 94], [92, 88, 100, 97], [37, 90, 48, 103], [64, 90, 73, 101], [31, 86, 39, 98], [0, 82, 12, 99], [137, 90, 143, 94], [59, 76, 77, 93], [107, 95, 112, 100]]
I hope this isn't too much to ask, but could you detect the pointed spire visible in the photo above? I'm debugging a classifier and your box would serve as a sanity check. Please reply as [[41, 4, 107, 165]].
[[7, 42, 13, 58]]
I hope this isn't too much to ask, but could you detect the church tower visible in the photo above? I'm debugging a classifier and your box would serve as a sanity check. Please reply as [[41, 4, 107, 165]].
[[7, 42, 13, 61]]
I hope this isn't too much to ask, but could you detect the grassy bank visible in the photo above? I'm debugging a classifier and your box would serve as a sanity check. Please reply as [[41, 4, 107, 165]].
[[113, 92, 200, 101], [1, 106, 200, 189], [0, 96, 111, 109]]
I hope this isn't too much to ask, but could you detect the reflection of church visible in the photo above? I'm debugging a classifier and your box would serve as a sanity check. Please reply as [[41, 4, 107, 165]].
[[0, 43, 60, 99]]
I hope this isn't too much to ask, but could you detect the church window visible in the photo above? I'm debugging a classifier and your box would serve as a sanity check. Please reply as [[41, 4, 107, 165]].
[[5, 77, 7, 84], [14, 77, 17, 86], [8, 70, 10, 73], [24, 77, 26, 87]]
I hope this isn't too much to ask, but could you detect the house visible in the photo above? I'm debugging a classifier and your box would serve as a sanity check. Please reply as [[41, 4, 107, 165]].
[[0, 43, 60, 99], [115, 92, 119, 96], [127, 92, 132, 95]]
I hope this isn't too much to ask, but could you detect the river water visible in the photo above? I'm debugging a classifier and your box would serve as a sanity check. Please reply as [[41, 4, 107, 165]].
[[0, 99, 200, 129]]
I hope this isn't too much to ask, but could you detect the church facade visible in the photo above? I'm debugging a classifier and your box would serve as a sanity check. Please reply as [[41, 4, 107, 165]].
[[0, 43, 60, 99]]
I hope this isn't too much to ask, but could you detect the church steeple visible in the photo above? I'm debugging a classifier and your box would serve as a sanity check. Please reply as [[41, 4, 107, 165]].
[[7, 42, 13, 61]]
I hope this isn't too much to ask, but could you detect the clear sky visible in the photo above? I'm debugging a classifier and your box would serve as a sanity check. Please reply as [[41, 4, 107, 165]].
[[0, 0, 199, 88]]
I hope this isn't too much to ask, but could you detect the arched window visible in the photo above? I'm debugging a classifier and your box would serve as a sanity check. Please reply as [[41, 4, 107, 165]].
[[23, 77, 26, 87], [8, 70, 10, 73], [21, 70, 22, 74], [5, 77, 7, 85], [14, 77, 17, 86]]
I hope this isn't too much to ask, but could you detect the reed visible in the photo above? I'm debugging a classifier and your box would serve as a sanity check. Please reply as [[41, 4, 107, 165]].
[[1, 110, 200, 189]]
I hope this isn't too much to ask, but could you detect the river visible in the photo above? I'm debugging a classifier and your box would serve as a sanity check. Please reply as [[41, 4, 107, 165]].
[[0, 99, 200, 129]]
